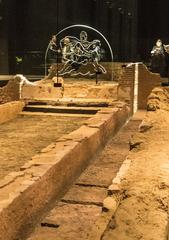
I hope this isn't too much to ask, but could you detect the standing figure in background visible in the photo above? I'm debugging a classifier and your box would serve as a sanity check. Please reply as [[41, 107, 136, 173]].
[[61, 37, 74, 63], [59, 37, 75, 74], [90, 40, 106, 74], [150, 39, 168, 77], [48, 35, 60, 63]]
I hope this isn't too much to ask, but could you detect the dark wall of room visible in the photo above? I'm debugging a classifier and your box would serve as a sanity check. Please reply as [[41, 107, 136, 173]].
[[2, 0, 138, 74], [2, 0, 169, 74], [138, 0, 169, 62], [7, 0, 169, 75], [12, 0, 137, 54], [0, 0, 9, 74]]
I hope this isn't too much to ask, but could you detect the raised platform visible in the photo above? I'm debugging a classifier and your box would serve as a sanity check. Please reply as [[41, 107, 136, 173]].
[[21, 79, 118, 101]]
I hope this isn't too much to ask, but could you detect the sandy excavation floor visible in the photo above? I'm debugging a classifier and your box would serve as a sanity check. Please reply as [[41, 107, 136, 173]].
[[0, 114, 87, 180], [102, 109, 169, 240]]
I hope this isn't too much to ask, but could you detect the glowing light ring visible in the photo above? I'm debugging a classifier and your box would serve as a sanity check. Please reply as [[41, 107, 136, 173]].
[[45, 24, 113, 76]]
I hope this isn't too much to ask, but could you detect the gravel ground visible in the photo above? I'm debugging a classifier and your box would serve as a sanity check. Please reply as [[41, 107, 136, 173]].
[[102, 109, 169, 240], [0, 114, 87, 180]]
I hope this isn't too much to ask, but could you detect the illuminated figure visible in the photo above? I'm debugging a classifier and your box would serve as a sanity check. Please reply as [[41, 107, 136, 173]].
[[44, 24, 113, 77], [61, 37, 74, 62], [59, 37, 78, 74], [90, 40, 106, 74], [48, 35, 60, 63], [150, 39, 168, 77], [58, 31, 107, 76]]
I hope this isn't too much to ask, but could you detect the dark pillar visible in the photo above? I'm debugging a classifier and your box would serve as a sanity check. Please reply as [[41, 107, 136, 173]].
[[0, 0, 9, 74]]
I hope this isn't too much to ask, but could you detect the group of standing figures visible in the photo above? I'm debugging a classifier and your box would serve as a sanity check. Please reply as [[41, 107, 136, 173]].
[[48, 31, 106, 76], [150, 39, 169, 77]]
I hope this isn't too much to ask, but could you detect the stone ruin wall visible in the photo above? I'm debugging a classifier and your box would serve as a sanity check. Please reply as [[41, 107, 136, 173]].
[[0, 63, 164, 110], [117, 63, 135, 104], [0, 78, 24, 124], [147, 86, 169, 111], [118, 63, 163, 112], [0, 62, 126, 105], [0, 79, 20, 104]]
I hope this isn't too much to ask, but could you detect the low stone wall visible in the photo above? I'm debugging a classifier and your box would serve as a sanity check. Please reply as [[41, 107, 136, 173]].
[[0, 79, 20, 104], [22, 84, 63, 100], [21, 81, 118, 101], [63, 83, 118, 99], [0, 101, 25, 124], [0, 104, 130, 240], [137, 64, 162, 109], [117, 64, 134, 104], [98, 62, 126, 81], [118, 63, 163, 111]]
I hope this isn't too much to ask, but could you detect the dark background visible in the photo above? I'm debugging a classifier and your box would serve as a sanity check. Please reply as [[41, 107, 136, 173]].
[[0, 0, 169, 74]]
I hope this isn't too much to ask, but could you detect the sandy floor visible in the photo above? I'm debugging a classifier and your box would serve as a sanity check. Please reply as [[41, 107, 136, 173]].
[[102, 109, 169, 240], [0, 114, 87, 180]]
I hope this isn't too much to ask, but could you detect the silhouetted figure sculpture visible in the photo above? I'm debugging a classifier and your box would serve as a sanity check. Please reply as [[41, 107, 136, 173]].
[[150, 39, 168, 77], [48, 35, 60, 63]]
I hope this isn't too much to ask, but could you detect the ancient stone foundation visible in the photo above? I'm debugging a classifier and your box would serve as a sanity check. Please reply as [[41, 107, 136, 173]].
[[0, 78, 20, 104], [0, 104, 129, 240], [0, 101, 25, 124]]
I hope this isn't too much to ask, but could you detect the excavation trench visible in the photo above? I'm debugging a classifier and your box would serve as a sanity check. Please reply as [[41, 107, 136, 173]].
[[0, 100, 130, 240], [26, 115, 142, 240]]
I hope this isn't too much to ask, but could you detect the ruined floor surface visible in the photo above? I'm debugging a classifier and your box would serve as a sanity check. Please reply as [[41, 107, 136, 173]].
[[0, 115, 87, 180], [27, 118, 142, 240], [103, 109, 169, 240]]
